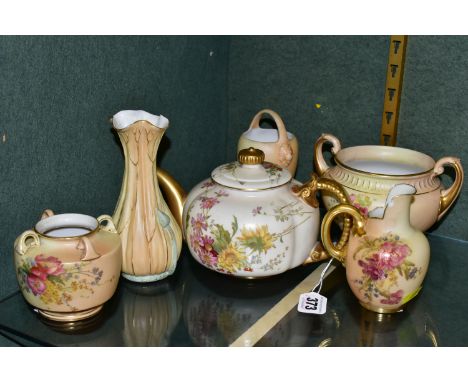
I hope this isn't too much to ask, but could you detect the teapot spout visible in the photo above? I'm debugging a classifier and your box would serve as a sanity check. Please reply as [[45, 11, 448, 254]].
[[157, 168, 187, 229]]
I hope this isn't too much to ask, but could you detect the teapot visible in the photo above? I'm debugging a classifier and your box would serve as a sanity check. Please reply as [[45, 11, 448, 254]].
[[314, 133, 464, 232], [321, 184, 430, 313], [182, 147, 354, 278]]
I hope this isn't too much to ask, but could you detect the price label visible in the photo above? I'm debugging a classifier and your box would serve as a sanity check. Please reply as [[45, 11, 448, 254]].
[[298, 292, 327, 315]]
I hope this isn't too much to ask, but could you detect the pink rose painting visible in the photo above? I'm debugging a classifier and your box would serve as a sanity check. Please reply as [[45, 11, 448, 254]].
[[354, 234, 421, 306], [17, 253, 105, 307], [26, 274, 46, 296]]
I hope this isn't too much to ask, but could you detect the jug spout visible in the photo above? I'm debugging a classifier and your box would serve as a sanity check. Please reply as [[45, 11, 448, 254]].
[[368, 184, 416, 220]]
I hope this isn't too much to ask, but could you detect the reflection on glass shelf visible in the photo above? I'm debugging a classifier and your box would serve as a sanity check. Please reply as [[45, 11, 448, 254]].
[[183, 249, 322, 346], [119, 279, 184, 346], [0, 247, 320, 346], [257, 268, 440, 347], [0, 235, 467, 346]]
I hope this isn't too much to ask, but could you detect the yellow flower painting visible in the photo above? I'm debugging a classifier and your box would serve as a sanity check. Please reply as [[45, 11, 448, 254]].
[[217, 244, 247, 273], [238, 225, 276, 254]]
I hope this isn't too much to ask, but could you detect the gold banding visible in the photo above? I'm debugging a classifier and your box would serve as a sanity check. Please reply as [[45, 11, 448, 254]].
[[359, 301, 403, 314], [238, 147, 265, 165]]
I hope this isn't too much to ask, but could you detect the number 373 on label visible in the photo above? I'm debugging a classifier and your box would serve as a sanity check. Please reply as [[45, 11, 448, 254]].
[[297, 292, 327, 315]]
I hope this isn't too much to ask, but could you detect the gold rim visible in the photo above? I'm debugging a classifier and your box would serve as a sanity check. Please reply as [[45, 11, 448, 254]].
[[211, 177, 290, 192], [333, 182, 440, 196], [222, 271, 278, 280], [334, 156, 434, 178], [38, 305, 103, 322]]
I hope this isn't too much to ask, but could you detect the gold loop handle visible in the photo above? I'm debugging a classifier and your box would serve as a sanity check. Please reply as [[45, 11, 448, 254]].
[[248, 109, 289, 145], [97, 214, 117, 233], [293, 174, 354, 262], [321, 204, 366, 264], [157, 168, 187, 229], [17, 230, 41, 256], [313, 133, 342, 176], [431, 156, 464, 220]]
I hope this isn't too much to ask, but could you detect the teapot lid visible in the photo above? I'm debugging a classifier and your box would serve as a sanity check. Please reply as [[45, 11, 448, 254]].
[[211, 147, 292, 190]]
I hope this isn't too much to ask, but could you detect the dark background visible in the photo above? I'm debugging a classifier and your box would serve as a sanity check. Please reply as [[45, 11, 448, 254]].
[[0, 35, 466, 308]]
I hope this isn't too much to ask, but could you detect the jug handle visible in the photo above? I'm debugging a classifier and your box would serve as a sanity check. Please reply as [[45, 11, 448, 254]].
[[432, 157, 464, 220], [293, 174, 353, 262], [157, 168, 187, 229], [17, 230, 41, 256], [321, 204, 366, 264], [313, 133, 341, 176], [249, 109, 292, 168]]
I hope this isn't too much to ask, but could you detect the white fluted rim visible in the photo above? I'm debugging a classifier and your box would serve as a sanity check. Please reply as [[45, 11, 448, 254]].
[[112, 110, 169, 130]]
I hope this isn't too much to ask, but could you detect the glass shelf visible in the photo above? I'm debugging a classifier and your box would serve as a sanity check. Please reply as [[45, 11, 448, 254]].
[[0, 235, 467, 346]]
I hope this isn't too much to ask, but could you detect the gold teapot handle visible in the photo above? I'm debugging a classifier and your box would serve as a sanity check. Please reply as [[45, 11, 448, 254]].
[[432, 157, 464, 220], [321, 204, 366, 264], [157, 168, 187, 229], [293, 174, 353, 262], [313, 133, 341, 176]]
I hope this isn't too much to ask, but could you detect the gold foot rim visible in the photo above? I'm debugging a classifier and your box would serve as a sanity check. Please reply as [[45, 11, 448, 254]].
[[37, 305, 103, 322], [359, 301, 404, 314]]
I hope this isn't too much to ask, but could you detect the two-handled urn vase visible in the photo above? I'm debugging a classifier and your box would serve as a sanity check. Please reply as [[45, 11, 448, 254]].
[[14, 210, 122, 322], [314, 133, 464, 232]]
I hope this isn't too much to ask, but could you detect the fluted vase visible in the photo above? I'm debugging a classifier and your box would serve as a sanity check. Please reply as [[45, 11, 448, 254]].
[[112, 110, 182, 282]]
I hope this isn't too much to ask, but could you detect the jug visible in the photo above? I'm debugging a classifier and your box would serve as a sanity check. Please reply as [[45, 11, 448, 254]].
[[321, 184, 430, 313], [238, 109, 299, 176]]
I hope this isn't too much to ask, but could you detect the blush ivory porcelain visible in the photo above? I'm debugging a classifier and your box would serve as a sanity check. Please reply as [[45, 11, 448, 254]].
[[14, 209, 122, 322], [182, 147, 355, 278], [237, 109, 299, 176], [314, 133, 464, 232], [112, 110, 183, 283], [321, 184, 430, 313]]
